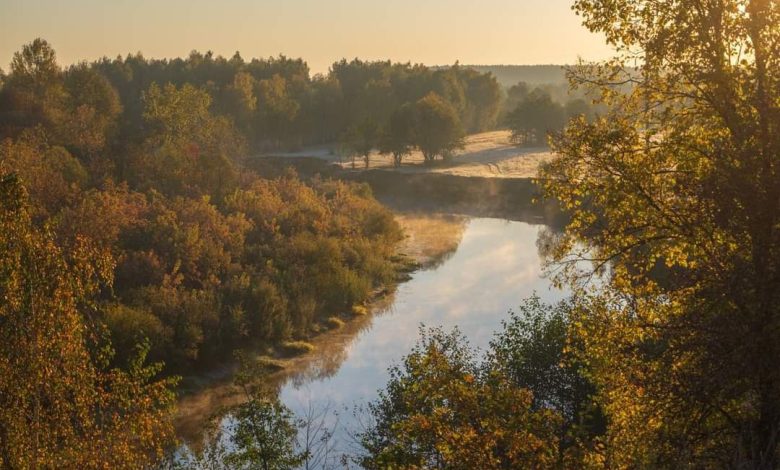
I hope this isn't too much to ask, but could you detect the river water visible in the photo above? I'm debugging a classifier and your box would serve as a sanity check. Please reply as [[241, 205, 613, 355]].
[[174, 216, 569, 465], [272, 217, 569, 461]]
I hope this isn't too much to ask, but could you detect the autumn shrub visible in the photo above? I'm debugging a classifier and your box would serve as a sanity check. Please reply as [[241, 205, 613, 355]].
[[351, 305, 369, 316], [255, 356, 286, 372], [279, 341, 315, 356], [103, 303, 171, 364]]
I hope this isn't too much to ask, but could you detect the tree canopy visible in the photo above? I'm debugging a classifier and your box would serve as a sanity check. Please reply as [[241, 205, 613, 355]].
[[413, 92, 465, 163], [0, 174, 177, 467], [360, 297, 603, 469], [360, 326, 562, 469], [540, 0, 780, 466]]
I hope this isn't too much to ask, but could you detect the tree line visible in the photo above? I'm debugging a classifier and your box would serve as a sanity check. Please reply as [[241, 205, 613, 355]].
[[0, 44, 602, 173], [0, 48, 504, 156]]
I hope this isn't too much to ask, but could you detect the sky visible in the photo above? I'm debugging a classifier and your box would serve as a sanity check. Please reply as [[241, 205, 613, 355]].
[[1, 0, 613, 75]]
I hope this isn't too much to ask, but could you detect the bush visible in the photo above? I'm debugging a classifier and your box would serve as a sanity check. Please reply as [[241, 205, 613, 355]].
[[351, 305, 369, 316], [279, 341, 315, 356], [103, 303, 170, 364], [255, 356, 285, 372], [326, 316, 345, 329]]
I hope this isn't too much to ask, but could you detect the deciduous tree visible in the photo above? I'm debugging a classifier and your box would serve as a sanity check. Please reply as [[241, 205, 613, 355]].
[[0, 173, 177, 468], [379, 103, 415, 167], [540, 0, 780, 466], [413, 93, 464, 164], [360, 327, 562, 469]]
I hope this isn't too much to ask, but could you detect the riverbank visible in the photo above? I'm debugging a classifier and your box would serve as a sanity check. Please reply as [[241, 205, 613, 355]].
[[175, 144, 563, 447], [174, 211, 471, 444], [249, 158, 564, 228]]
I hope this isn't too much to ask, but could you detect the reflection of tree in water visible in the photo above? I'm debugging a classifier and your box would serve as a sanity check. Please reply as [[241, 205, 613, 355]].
[[286, 291, 397, 388], [536, 225, 563, 265], [396, 213, 468, 270], [174, 287, 399, 450], [172, 355, 346, 469], [422, 240, 462, 271]]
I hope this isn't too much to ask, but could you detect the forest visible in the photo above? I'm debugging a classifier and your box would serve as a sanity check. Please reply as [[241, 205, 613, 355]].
[[0, 39, 414, 466], [1, 0, 778, 468]]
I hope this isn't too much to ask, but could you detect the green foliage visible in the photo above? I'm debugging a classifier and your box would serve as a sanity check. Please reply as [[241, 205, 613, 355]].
[[129, 54, 497, 151], [503, 83, 600, 147], [379, 103, 416, 167], [171, 353, 306, 469], [488, 296, 604, 453], [413, 92, 465, 163], [506, 88, 565, 146], [131, 279, 222, 367], [540, 0, 780, 466], [341, 117, 380, 168], [220, 71, 257, 132], [134, 82, 244, 199], [460, 68, 502, 132], [1, 39, 122, 164], [103, 303, 170, 364], [224, 398, 306, 469], [226, 174, 402, 332], [489, 297, 580, 418], [9, 38, 60, 87], [172, 398, 306, 470], [254, 74, 301, 148], [60, 64, 122, 157], [1, 40, 509, 176], [361, 300, 606, 469], [142, 82, 213, 144], [360, 326, 564, 469]]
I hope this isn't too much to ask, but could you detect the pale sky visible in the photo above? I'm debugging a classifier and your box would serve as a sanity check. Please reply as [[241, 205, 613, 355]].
[[1, 0, 613, 75]]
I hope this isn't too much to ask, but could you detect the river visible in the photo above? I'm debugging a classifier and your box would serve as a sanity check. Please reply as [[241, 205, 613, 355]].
[[176, 216, 569, 466]]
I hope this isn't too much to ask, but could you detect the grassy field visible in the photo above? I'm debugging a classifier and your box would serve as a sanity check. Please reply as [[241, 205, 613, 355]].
[[267, 130, 554, 179]]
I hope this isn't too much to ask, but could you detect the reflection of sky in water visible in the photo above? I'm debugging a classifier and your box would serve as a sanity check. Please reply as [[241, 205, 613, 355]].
[[280, 218, 569, 447]]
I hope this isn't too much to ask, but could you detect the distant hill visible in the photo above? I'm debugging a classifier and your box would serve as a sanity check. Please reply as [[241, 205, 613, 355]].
[[435, 65, 568, 88]]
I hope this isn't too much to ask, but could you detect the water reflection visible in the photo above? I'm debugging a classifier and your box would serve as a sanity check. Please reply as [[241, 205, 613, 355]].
[[175, 217, 569, 462], [280, 218, 568, 450]]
